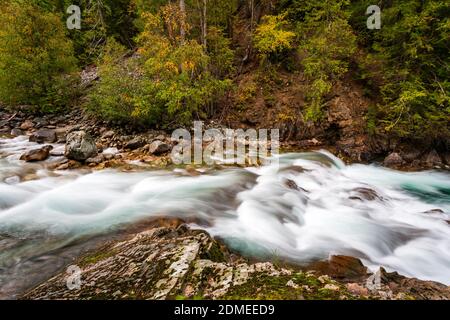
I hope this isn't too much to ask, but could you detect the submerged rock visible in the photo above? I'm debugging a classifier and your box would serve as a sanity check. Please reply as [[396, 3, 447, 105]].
[[65, 131, 97, 161], [20, 145, 53, 162], [349, 188, 382, 201]]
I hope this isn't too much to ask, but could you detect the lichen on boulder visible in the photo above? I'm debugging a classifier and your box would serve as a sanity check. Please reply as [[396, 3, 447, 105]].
[[21, 226, 450, 300], [65, 130, 97, 161]]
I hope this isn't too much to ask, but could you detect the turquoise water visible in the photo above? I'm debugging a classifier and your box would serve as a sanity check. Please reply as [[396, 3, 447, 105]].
[[0, 136, 449, 298]]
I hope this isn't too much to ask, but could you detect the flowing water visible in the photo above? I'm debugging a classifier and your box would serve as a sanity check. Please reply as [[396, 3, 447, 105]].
[[1, 136, 449, 298]]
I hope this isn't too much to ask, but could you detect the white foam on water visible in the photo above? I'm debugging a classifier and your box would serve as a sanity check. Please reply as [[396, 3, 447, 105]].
[[0, 137, 449, 286]]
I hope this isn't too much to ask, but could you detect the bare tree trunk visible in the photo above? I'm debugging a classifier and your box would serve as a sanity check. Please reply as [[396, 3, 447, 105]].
[[197, 0, 208, 49], [202, 0, 207, 48], [179, 0, 186, 44], [250, 0, 254, 34]]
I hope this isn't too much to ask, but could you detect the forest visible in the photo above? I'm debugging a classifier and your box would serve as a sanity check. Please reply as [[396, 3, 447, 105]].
[[1, 0, 450, 302], [0, 0, 448, 145]]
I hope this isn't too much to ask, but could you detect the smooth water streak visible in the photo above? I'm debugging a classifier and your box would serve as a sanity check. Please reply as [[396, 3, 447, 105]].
[[0, 136, 449, 298]]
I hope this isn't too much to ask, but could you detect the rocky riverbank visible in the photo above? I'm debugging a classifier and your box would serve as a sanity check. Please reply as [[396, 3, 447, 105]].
[[1, 107, 450, 301], [0, 107, 174, 171], [22, 223, 450, 300], [1, 106, 450, 172]]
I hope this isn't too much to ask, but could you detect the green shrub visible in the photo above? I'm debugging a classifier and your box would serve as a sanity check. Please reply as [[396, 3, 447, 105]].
[[207, 27, 235, 78], [254, 14, 296, 64], [87, 8, 232, 128], [304, 79, 333, 122], [372, 0, 450, 141], [85, 39, 149, 124], [0, 2, 77, 112], [296, 0, 356, 120], [136, 11, 231, 125]]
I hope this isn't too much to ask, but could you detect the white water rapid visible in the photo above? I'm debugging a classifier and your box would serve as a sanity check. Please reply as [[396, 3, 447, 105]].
[[1, 136, 449, 298]]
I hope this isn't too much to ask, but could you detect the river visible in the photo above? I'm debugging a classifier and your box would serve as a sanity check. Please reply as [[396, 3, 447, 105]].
[[1, 135, 449, 299]]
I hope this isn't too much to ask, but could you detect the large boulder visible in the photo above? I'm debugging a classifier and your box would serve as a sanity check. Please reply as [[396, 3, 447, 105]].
[[85, 154, 104, 165], [309, 255, 369, 282], [29, 129, 57, 144], [20, 145, 53, 162], [65, 131, 98, 161], [21, 225, 450, 300]]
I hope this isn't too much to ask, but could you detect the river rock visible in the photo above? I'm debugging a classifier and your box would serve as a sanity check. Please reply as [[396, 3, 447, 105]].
[[310, 255, 369, 282], [101, 130, 115, 139], [21, 225, 450, 300], [125, 137, 146, 150], [20, 145, 53, 162], [102, 147, 119, 160], [154, 134, 167, 142], [33, 117, 48, 128], [350, 188, 382, 201], [346, 283, 369, 296], [284, 179, 299, 190], [19, 226, 302, 300], [55, 126, 73, 142], [85, 154, 104, 165], [50, 150, 64, 157], [383, 152, 403, 167], [55, 162, 70, 170], [0, 233, 22, 252], [10, 128, 23, 137], [424, 149, 442, 167], [19, 120, 34, 131], [95, 142, 104, 153], [65, 131, 97, 161], [376, 267, 450, 300], [149, 140, 171, 155], [29, 129, 57, 144], [5, 176, 20, 184]]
